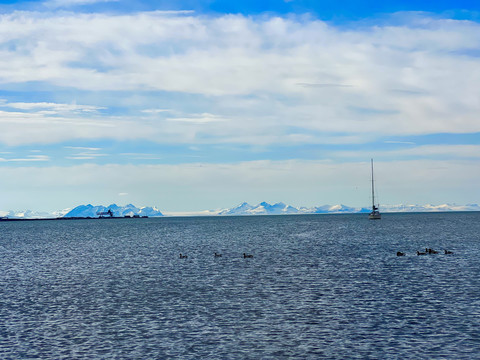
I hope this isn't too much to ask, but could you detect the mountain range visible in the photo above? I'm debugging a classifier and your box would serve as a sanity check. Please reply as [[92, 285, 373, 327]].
[[63, 204, 163, 218], [216, 202, 367, 215], [1, 202, 480, 219], [214, 202, 480, 215]]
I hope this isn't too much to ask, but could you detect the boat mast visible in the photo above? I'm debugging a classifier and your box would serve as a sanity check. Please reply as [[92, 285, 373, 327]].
[[371, 158, 375, 210], [369, 158, 381, 219]]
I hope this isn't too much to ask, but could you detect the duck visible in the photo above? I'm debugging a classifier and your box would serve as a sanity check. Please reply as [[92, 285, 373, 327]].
[[243, 253, 253, 258], [444, 249, 453, 254], [179, 253, 188, 259], [417, 250, 427, 256], [396, 251, 405, 256], [426, 248, 438, 254], [214, 252, 222, 257]]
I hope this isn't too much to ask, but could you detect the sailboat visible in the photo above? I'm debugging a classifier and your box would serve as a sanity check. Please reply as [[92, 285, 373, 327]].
[[369, 158, 381, 220]]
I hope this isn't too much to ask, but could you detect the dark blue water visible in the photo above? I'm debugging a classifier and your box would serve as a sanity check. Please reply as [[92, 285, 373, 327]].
[[1, 213, 480, 359]]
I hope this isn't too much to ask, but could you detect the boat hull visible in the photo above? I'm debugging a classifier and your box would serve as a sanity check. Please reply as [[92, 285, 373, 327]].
[[369, 212, 381, 220]]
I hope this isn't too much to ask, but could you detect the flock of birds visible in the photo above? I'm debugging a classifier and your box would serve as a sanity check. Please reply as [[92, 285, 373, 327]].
[[397, 248, 454, 256], [180, 249, 454, 259], [179, 252, 253, 259]]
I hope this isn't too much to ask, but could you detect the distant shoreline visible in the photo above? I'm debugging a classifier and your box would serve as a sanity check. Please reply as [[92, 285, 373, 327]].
[[0, 216, 149, 222], [1, 211, 480, 222]]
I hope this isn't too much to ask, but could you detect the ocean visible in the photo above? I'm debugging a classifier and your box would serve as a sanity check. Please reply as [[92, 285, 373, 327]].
[[1, 212, 479, 359]]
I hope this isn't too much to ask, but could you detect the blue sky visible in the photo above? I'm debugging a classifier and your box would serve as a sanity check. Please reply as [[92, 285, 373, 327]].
[[0, 0, 480, 212]]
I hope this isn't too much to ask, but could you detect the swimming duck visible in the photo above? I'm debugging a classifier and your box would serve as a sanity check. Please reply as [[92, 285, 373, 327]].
[[417, 251, 427, 256], [396, 251, 405, 256], [444, 249, 453, 254], [214, 252, 222, 257], [243, 253, 253, 258], [179, 253, 188, 259], [426, 248, 438, 254]]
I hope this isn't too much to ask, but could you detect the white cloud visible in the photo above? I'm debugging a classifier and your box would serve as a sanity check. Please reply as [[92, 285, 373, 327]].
[[384, 140, 416, 145], [0, 108, 156, 146], [331, 144, 480, 161], [66, 152, 107, 160], [0, 100, 105, 114], [65, 146, 102, 151], [394, 144, 480, 158], [141, 109, 172, 114], [0, 155, 50, 162], [167, 113, 229, 124], [64, 146, 106, 159], [44, 0, 119, 9], [120, 153, 163, 160], [0, 11, 478, 146]]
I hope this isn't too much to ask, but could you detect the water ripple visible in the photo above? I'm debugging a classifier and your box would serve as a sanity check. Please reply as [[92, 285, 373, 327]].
[[1, 213, 480, 359]]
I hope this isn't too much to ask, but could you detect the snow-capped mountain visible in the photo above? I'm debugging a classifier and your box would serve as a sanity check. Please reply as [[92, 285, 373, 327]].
[[379, 203, 480, 213], [304, 204, 363, 214], [218, 202, 300, 215], [2, 202, 480, 219], [63, 204, 163, 218], [0, 209, 55, 219], [215, 202, 480, 216], [217, 202, 364, 215]]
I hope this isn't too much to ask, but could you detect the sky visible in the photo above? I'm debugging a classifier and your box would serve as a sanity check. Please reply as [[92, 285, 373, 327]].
[[0, 0, 480, 212]]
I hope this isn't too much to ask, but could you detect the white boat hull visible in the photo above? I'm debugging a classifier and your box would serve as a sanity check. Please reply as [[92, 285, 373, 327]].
[[369, 212, 381, 220]]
